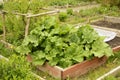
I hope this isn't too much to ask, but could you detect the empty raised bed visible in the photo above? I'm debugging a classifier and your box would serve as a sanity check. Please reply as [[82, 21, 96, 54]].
[[91, 16, 120, 30]]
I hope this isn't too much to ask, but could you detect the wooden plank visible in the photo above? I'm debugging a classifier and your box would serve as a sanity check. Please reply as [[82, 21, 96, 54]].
[[97, 66, 120, 80], [27, 55, 63, 79], [31, 72, 46, 80], [62, 56, 107, 79], [112, 46, 120, 52], [37, 63, 62, 79], [0, 40, 13, 48], [0, 55, 9, 61], [26, 10, 59, 18], [104, 16, 120, 24], [33, 56, 107, 80], [0, 10, 27, 16]]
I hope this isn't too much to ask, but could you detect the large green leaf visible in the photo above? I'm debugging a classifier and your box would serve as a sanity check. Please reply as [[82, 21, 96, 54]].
[[15, 45, 30, 55], [22, 35, 39, 47], [33, 58, 46, 65], [73, 55, 84, 62]]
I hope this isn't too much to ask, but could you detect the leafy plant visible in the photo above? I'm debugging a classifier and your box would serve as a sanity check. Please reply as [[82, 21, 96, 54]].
[[5, 14, 25, 45], [67, 8, 73, 15], [16, 17, 113, 68], [0, 54, 39, 80], [59, 12, 68, 22]]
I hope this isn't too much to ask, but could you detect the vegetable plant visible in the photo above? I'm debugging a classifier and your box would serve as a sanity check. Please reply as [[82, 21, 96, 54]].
[[16, 16, 113, 68]]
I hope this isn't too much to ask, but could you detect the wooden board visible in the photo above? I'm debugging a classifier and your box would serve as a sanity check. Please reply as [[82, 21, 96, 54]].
[[104, 16, 120, 24]]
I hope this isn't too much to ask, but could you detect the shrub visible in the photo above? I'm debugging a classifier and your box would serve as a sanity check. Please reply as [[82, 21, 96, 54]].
[[67, 8, 73, 15], [0, 55, 39, 80], [59, 12, 68, 22]]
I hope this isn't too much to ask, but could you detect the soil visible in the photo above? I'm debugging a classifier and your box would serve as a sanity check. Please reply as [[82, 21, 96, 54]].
[[91, 20, 120, 30], [107, 36, 120, 48], [91, 20, 120, 48]]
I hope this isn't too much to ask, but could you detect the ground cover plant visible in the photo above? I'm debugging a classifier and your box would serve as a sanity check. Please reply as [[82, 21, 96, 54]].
[[0, 43, 14, 57], [16, 16, 113, 68], [0, 54, 39, 80]]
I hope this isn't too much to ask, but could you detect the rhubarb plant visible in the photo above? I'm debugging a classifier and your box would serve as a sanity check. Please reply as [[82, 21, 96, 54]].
[[16, 17, 113, 68]]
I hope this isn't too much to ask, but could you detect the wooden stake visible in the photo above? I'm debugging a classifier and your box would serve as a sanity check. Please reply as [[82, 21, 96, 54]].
[[26, 10, 59, 18], [31, 72, 46, 80], [12, 12, 27, 16], [0, 10, 27, 16], [25, 17, 30, 37], [0, 55, 9, 61], [97, 66, 120, 80], [2, 13, 6, 41]]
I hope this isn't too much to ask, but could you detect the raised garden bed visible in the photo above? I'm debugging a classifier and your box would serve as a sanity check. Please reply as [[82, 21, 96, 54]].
[[91, 20, 120, 30], [27, 46, 120, 80], [104, 16, 120, 24], [91, 16, 120, 30], [27, 55, 107, 80]]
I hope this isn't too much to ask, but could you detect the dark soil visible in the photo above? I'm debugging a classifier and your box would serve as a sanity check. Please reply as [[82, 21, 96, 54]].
[[91, 20, 120, 48], [107, 36, 120, 48], [91, 20, 120, 30]]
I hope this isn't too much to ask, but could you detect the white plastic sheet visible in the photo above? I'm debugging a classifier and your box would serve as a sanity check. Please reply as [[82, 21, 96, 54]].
[[94, 28, 116, 42]]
